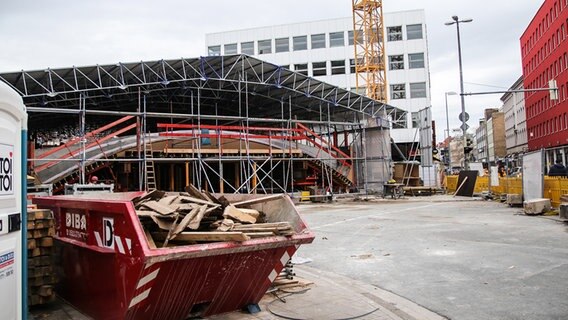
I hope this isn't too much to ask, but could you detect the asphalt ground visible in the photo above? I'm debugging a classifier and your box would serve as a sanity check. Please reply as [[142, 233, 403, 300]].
[[295, 196, 568, 320], [31, 195, 568, 319]]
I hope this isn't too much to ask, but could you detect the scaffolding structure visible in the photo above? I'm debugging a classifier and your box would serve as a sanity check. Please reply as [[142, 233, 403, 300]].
[[0, 55, 400, 195]]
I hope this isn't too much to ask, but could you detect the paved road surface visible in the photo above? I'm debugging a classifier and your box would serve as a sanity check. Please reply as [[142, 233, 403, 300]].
[[296, 196, 568, 320]]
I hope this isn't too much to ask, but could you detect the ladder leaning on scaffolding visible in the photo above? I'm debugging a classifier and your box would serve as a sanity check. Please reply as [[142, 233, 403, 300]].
[[144, 136, 157, 191]]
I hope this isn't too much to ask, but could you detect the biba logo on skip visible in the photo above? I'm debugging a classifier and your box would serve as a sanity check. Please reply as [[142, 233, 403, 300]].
[[0, 144, 14, 195]]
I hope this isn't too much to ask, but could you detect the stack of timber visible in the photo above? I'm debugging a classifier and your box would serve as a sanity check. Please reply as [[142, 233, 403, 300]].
[[133, 186, 296, 247], [27, 208, 57, 306]]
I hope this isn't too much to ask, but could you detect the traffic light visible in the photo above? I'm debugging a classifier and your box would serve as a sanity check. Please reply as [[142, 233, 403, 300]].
[[549, 79, 558, 100], [464, 138, 473, 154]]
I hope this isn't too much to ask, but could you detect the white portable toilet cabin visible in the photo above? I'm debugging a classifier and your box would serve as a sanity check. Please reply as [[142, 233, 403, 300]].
[[0, 80, 27, 320]]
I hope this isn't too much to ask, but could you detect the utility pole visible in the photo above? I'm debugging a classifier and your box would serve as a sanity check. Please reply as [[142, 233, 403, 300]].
[[445, 16, 472, 170]]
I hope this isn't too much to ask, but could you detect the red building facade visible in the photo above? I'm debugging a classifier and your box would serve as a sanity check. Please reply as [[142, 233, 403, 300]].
[[521, 0, 568, 150]]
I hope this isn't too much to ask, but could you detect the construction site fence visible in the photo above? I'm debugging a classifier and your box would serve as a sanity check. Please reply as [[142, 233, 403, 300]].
[[446, 175, 568, 208]]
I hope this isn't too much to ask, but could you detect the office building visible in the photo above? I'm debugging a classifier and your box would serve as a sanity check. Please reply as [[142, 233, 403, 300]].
[[206, 9, 431, 158]]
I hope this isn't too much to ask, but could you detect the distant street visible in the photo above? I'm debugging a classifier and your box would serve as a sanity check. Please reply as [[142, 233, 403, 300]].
[[296, 197, 568, 320]]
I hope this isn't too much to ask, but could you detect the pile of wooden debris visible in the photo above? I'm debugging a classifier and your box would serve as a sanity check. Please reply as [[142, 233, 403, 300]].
[[133, 185, 296, 248]]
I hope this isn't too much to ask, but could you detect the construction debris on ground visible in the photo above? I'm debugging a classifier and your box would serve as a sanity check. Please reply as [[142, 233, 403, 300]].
[[134, 185, 296, 247]]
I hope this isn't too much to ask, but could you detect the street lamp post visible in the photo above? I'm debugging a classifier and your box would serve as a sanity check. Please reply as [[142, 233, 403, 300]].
[[445, 15, 472, 170], [445, 91, 457, 172]]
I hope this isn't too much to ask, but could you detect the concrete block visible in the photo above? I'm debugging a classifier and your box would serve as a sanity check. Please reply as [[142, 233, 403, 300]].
[[523, 198, 551, 215], [506, 194, 523, 206], [559, 203, 568, 220]]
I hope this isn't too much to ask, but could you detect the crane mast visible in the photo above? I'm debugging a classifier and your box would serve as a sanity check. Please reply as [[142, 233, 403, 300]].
[[352, 0, 387, 102]]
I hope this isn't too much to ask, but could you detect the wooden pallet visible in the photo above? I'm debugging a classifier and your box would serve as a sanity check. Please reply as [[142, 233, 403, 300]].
[[27, 209, 57, 307]]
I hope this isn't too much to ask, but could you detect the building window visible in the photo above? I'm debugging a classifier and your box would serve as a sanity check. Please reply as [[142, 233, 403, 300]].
[[208, 45, 220, 56], [410, 82, 427, 98], [412, 112, 420, 128], [293, 36, 307, 51], [331, 60, 346, 75], [387, 26, 402, 41], [275, 38, 289, 53], [224, 43, 237, 55], [241, 41, 254, 55], [390, 84, 406, 99], [311, 34, 326, 49], [258, 39, 272, 54], [408, 53, 425, 68], [294, 63, 308, 76], [392, 111, 407, 129], [407, 24, 423, 40], [389, 55, 404, 70], [348, 30, 354, 45], [280, 65, 290, 70], [312, 61, 327, 76], [350, 58, 356, 74], [329, 32, 345, 47], [348, 30, 364, 45], [349, 58, 364, 73]]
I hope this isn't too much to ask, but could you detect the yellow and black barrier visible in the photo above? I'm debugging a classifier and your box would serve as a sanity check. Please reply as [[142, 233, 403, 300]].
[[446, 175, 568, 208]]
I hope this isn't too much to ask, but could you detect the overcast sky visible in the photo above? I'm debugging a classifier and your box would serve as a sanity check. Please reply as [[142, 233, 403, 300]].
[[0, 0, 544, 139]]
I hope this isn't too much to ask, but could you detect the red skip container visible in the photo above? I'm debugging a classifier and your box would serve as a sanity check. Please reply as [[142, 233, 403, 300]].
[[33, 192, 314, 320]]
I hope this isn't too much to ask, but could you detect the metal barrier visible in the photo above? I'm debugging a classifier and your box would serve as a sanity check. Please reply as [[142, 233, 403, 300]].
[[447, 175, 568, 208]]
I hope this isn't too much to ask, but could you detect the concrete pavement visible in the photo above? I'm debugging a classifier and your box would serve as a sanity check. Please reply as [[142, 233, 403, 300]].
[[32, 195, 568, 319], [296, 196, 568, 320], [210, 264, 445, 320]]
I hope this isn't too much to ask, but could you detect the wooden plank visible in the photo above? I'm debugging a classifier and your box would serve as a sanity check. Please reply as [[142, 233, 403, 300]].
[[165, 148, 302, 155], [186, 184, 209, 201], [39, 247, 53, 256], [238, 208, 260, 219], [136, 210, 155, 217], [233, 227, 286, 233], [175, 203, 199, 212], [158, 195, 178, 206], [31, 229, 55, 238], [142, 200, 175, 216], [232, 222, 291, 229], [162, 214, 181, 247], [217, 195, 232, 208], [133, 189, 166, 205], [28, 239, 37, 250], [33, 220, 55, 229], [28, 275, 57, 287], [178, 196, 218, 207], [28, 248, 41, 257], [223, 205, 257, 224], [188, 205, 208, 230], [203, 190, 222, 205], [153, 231, 250, 242], [172, 207, 200, 235], [273, 279, 299, 286], [232, 194, 284, 207], [217, 219, 235, 232], [144, 229, 157, 249], [150, 215, 176, 231], [244, 232, 275, 238], [29, 266, 53, 278], [39, 237, 53, 247], [27, 209, 52, 221]]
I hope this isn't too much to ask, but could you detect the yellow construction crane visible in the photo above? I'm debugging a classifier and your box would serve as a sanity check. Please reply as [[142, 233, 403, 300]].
[[352, 0, 387, 102]]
